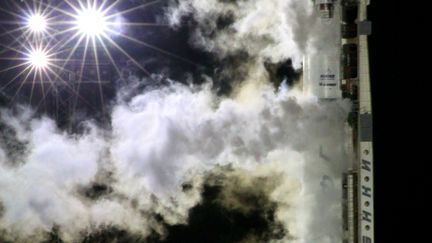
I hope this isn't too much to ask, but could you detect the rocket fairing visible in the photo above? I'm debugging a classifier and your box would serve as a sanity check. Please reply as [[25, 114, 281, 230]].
[[303, 50, 341, 100], [303, 0, 341, 100]]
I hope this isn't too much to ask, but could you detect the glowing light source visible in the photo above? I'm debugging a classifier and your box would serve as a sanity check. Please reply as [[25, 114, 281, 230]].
[[75, 7, 108, 38], [27, 14, 47, 33], [27, 49, 49, 69]]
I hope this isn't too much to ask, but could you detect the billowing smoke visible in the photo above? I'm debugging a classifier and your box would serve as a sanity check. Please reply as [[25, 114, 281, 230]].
[[0, 0, 351, 242], [0, 83, 350, 242], [164, 0, 322, 95], [166, 0, 316, 68]]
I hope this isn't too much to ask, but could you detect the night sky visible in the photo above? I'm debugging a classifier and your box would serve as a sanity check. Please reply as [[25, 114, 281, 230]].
[[0, 0, 298, 130]]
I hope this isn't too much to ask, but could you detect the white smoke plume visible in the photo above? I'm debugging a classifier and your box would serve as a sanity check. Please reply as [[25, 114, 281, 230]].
[[0, 82, 350, 242], [166, 0, 318, 69], [164, 0, 327, 99]]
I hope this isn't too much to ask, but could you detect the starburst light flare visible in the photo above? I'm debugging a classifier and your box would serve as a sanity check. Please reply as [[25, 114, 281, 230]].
[[74, 4, 108, 38], [27, 13, 47, 33]]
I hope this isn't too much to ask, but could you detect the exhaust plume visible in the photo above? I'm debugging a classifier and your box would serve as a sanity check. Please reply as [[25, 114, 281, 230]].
[[0, 83, 350, 242]]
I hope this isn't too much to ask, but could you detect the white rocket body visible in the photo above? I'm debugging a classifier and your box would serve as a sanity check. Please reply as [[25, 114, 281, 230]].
[[303, 0, 341, 100]]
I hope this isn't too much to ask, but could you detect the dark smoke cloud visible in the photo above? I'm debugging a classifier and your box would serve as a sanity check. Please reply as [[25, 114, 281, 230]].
[[157, 166, 289, 243], [17, 166, 289, 243]]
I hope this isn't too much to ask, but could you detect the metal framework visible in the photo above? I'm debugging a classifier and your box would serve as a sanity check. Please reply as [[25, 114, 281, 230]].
[[341, 1, 374, 242]]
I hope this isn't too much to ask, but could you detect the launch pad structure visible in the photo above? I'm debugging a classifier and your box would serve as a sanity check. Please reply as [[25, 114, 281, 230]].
[[305, 1, 374, 242]]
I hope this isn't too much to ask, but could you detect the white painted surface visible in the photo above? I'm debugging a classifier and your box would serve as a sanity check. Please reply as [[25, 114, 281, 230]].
[[303, 2, 342, 99]]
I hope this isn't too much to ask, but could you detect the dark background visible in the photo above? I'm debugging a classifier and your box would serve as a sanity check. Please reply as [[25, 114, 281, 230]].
[[369, 0, 426, 241]]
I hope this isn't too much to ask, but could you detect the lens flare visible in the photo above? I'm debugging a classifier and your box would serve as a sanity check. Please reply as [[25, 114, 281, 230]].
[[27, 49, 49, 69], [75, 7, 108, 38], [0, 0, 180, 105], [27, 14, 47, 33]]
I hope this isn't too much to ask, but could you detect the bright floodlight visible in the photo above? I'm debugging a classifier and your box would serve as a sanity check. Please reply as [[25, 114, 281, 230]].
[[76, 7, 108, 38], [27, 14, 47, 33], [27, 49, 49, 69]]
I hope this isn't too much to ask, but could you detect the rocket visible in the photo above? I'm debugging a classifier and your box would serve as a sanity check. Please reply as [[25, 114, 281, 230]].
[[303, 0, 341, 100], [304, 1, 375, 242]]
